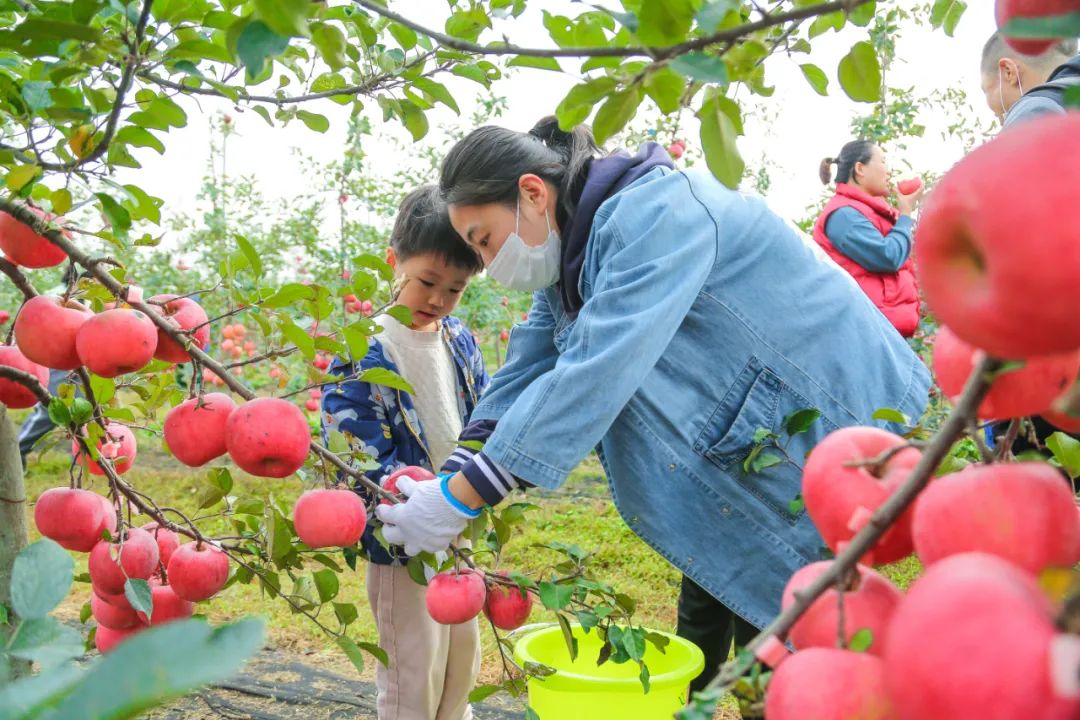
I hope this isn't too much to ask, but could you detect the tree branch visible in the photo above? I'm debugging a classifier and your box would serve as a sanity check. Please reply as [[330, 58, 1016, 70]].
[[693, 354, 1004, 701], [0, 198, 393, 503], [0, 366, 51, 406], [36, 0, 154, 172], [0, 258, 38, 300], [353, 0, 873, 60]]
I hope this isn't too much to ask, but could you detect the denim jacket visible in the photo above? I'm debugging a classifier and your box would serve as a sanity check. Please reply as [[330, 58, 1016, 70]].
[[320, 315, 488, 565], [463, 167, 931, 629]]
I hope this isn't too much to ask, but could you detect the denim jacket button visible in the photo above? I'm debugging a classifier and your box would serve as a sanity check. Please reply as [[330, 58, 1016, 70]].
[[720, 505, 731, 515], [668, 463, 676, 471]]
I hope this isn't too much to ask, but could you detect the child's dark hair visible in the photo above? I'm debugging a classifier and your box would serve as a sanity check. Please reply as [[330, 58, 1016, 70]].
[[390, 185, 483, 274], [819, 140, 876, 185]]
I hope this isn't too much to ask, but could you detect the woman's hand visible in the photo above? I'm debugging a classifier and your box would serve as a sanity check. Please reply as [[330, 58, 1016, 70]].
[[897, 184, 925, 216]]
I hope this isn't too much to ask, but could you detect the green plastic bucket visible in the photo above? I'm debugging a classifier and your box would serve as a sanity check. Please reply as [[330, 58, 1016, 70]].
[[513, 624, 704, 720]]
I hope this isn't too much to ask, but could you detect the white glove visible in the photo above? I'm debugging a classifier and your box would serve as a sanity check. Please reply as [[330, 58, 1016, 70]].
[[375, 474, 479, 556]]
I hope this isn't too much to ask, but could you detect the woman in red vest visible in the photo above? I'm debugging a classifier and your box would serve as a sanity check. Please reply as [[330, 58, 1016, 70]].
[[814, 140, 925, 337]]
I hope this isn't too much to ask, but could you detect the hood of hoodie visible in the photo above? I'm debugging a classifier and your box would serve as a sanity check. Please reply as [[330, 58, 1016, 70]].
[[558, 142, 674, 319], [1047, 54, 1080, 83]]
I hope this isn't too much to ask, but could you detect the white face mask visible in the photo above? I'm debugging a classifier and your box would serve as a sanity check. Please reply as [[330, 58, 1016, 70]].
[[485, 196, 561, 292]]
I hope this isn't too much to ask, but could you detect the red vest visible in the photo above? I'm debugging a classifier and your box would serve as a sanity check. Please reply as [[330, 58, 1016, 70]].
[[813, 183, 920, 337]]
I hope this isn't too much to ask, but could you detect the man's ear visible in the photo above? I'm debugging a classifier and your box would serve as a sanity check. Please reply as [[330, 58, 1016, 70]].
[[998, 58, 1021, 86]]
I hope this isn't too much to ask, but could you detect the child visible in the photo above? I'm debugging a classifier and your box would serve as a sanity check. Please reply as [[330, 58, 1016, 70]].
[[321, 185, 488, 719]]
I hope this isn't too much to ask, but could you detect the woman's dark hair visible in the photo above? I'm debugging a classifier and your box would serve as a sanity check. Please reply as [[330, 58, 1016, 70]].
[[819, 140, 875, 185], [439, 116, 600, 223], [390, 185, 483, 275]]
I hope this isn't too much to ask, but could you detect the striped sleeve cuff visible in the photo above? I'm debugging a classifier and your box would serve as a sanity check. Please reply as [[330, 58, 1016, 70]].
[[461, 451, 519, 506], [440, 445, 478, 474]]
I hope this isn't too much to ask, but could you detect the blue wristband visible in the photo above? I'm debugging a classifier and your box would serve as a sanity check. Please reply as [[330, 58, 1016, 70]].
[[439, 473, 482, 518]]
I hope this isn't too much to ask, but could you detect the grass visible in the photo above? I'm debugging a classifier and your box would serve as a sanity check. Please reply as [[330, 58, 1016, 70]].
[[20, 423, 927, 720]]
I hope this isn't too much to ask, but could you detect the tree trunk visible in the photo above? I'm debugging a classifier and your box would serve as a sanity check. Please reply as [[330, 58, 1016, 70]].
[[0, 405, 30, 679]]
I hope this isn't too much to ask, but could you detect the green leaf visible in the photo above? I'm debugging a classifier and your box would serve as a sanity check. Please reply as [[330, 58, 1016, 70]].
[[358, 367, 415, 394], [336, 636, 365, 674], [409, 78, 459, 114], [838, 41, 881, 104], [113, 126, 165, 154], [6, 165, 41, 192], [254, 0, 310, 38], [236, 20, 290, 78], [44, 619, 263, 718], [1001, 12, 1080, 39], [782, 408, 821, 436], [311, 23, 346, 70], [358, 640, 389, 667], [399, 100, 429, 142], [11, 539, 73, 620], [670, 52, 729, 85], [90, 375, 114, 405], [279, 318, 316, 359], [644, 67, 686, 114], [1047, 432, 1080, 480], [788, 495, 805, 515], [697, 92, 745, 189], [872, 407, 911, 426], [556, 612, 579, 660], [848, 627, 874, 653], [14, 19, 101, 42], [1065, 86, 1080, 108], [341, 324, 369, 363], [47, 399, 71, 426], [333, 602, 358, 626], [8, 617, 83, 669], [697, 0, 738, 32], [406, 556, 429, 586], [799, 63, 829, 96], [386, 305, 414, 327], [639, 662, 651, 693], [263, 283, 316, 308], [124, 578, 153, 617], [636, 0, 696, 46], [750, 451, 784, 473], [445, 8, 490, 42], [313, 569, 339, 603], [353, 253, 394, 282], [592, 87, 643, 145], [297, 110, 330, 133], [538, 581, 574, 610], [198, 467, 234, 510], [51, 188, 72, 215], [389, 22, 418, 50], [94, 192, 132, 234], [468, 685, 501, 703], [235, 235, 262, 279], [622, 627, 647, 661], [507, 56, 562, 72]]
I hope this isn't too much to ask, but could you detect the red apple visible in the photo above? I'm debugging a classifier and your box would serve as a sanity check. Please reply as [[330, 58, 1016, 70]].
[[293, 489, 367, 548], [141, 522, 181, 569], [765, 647, 895, 720], [933, 325, 1080, 419], [381, 466, 437, 505], [912, 462, 1080, 574], [499, 330, 509, 342], [0, 345, 49, 409], [426, 570, 486, 625], [220, 338, 235, 352], [149, 294, 210, 363], [343, 294, 357, 303], [995, 0, 1076, 55], [93, 584, 132, 609], [225, 397, 310, 478], [88, 527, 160, 595], [1045, 407, 1080, 434], [802, 427, 922, 564], [0, 206, 69, 268], [313, 354, 330, 371], [91, 592, 140, 630], [232, 325, 246, 339], [14, 295, 94, 370], [73, 422, 136, 475], [34, 488, 116, 552], [915, 114, 1080, 358], [230, 346, 242, 359], [781, 562, 902, 656], [269, 366, 281, 379], [667, 142, 686, 160], [138, 583, 194, 625], [884, 552, 1080, 720], [483, 573, 533, 631], [222, 325, 235, 340], [0, 311, 9, 325], [163, 392, 236, 467], [243, 341, 255, 354], [360, 301, 372, 316], [76, 308, 158, 377], [94, 624, 140, 654], [896, 177, 922, 195], [304, 399, 318, 412], [167, 542, 230, 602]]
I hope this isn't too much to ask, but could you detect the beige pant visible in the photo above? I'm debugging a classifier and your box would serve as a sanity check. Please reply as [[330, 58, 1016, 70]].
[[367, 563, 481, 720]]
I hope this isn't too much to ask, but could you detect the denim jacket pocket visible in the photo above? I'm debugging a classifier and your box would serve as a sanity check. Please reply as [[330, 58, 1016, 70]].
[[694, 357, 833, 524]]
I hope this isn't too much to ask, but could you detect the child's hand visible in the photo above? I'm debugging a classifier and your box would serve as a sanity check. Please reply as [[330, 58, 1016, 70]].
[[375, 474, 479, 556]]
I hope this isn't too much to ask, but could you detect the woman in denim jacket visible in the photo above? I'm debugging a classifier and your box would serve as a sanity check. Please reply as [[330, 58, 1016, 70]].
[[377, 117, 931, 691]]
